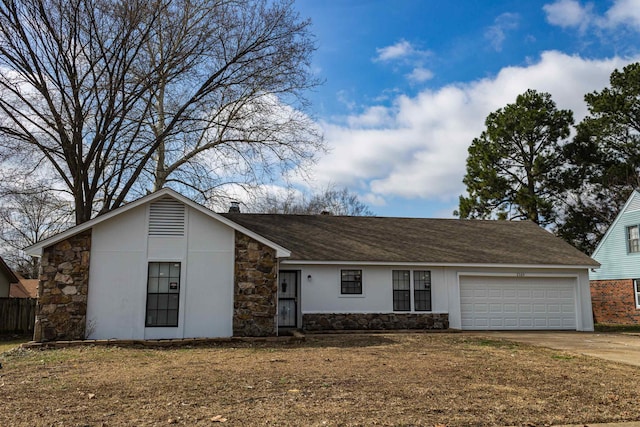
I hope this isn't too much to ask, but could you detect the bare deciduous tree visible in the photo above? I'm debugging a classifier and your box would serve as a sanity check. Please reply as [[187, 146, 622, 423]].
[[0, 0, 321, 225], [0, 182, 73, 277], [253, 186, 374, 216]]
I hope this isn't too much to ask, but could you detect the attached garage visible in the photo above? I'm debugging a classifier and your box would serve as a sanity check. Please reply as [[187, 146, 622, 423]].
[[459, 275, 577, 330]]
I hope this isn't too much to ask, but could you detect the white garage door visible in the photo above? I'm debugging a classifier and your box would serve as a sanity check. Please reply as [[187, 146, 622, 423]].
[[459, 276, 577, 330]]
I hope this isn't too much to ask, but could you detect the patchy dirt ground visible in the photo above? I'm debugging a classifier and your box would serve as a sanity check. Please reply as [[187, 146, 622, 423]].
[[1, 333, 640, 426]]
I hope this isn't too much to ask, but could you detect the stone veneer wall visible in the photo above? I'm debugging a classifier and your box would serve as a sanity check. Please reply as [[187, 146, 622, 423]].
[[34, 230, 92, 342], [303, 313, 449, 331], [233, 232, 278, 336], [590, 279, 640, 324]]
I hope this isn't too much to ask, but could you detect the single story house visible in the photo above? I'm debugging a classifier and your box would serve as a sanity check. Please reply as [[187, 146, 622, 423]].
[[25, 188, 597, 342], [590, 190, 640, 324], [0, 256, 18, 298], [10, 275, 39, 299]]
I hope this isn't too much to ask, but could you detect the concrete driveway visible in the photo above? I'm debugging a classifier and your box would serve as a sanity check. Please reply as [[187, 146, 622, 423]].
[[470, 331, 640, 367]]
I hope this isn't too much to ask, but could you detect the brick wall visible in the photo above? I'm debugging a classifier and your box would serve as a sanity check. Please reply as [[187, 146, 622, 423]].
[[35, 230, 92, 341], [590, 279, 640, 324], [233, 232, 277, 336]]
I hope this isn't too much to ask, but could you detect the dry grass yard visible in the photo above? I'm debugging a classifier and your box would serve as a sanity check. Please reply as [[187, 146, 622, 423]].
[[1, 333, 640, 426]]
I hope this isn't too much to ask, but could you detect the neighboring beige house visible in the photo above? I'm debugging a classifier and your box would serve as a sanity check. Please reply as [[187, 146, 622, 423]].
[[0, 256, 18, 298], [25, 188, 598, 342]]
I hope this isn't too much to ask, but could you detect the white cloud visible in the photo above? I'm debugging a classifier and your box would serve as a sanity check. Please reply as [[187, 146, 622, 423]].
[[347, 105, 395, 128], [305, 52, 639, 204], [484, 13, 520, 51], [407, 67, 434, 83], [374, 39, 433, 84], [375, 40, 415, 62], [543, 0, 592, 29], [606, 0, 640, 29], [544, 0, 640, 31], [361, 192, 387, 207]]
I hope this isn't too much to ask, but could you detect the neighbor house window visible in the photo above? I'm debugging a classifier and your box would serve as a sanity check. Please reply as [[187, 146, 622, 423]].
[[628, 225, 640, 253], [413, 270, 432, 311], [392, 270, 411, 311], [341, 269, 362, 294], [392, 270, 432, 312], [635, 279, 640, 309], [146, 262, 181, 327]]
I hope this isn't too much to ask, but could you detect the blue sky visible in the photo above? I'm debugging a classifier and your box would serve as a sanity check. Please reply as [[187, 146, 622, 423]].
[[284, 0, 640, 218]]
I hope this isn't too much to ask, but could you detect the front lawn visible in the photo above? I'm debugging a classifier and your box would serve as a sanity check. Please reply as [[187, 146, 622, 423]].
[[1, 333, 639, 426]]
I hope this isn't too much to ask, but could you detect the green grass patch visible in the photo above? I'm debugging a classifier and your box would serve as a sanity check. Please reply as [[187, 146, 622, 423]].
[[551, 354, 575, 360], [0, 338, 30, 354]]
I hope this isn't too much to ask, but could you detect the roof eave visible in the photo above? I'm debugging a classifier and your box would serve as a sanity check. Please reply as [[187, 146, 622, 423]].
[[280, 259, 599, 269]]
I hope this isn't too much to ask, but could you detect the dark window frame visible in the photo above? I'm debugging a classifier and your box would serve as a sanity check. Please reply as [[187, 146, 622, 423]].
[[413, 270, 432, 312], [146, 261, 181, 327], [391, 270, 433, 312], [392, 270, 411, 311], [628, 225, 640, 253], [634, 279, 640, 309], [341, 269, 363, 295]]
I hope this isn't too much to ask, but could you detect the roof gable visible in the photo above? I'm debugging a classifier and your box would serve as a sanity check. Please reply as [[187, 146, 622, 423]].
[[223, 214, 598, 267], [0, 256, 18, 283], [24, 189, 290, 258], [591, 189, 640, 259], [10, 279, 38, 298]]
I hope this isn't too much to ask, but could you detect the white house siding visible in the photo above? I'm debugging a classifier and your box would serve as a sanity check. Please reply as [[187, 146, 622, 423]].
[[181, 208, 234, 339], [286, 264, 593, 332], [86, 203, 235, 340], [290, 264, 449, 315], [86, 204, 147, 340]]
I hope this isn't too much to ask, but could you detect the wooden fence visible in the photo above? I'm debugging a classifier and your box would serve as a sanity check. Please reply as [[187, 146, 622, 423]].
[[0, 298, 36, 334]]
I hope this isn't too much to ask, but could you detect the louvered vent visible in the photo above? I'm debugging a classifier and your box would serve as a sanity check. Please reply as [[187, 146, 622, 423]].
[[149, 197, 185, 236]]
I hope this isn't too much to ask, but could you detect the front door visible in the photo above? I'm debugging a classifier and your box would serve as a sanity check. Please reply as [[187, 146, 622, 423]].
[[278, 270, 298, 328]]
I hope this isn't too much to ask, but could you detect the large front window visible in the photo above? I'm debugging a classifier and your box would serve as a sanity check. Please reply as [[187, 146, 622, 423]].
[[146, 262, 181, 327], [635, 279, 640, 309], [628, 226, 640, 253], [392, 270, 432, 312]]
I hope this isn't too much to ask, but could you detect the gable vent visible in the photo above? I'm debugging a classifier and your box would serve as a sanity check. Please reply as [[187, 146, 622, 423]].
[[149, 197, 185, 236]]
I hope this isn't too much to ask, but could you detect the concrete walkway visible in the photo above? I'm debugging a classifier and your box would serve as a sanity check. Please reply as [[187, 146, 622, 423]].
[[473, 331, 640, 367]]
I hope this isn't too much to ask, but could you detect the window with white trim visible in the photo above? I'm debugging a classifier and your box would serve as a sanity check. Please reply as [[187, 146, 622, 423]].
[[628, 225, 640, 253], [392, 270, 432, 312], [146, 262, 180, 327], [341, 269, 362, 294], [635, 279, 640, 309]]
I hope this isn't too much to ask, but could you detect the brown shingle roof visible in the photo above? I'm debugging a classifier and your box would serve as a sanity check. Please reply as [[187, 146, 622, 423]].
[[222, 214, 598, 266], [10, 279, 39, 298]]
